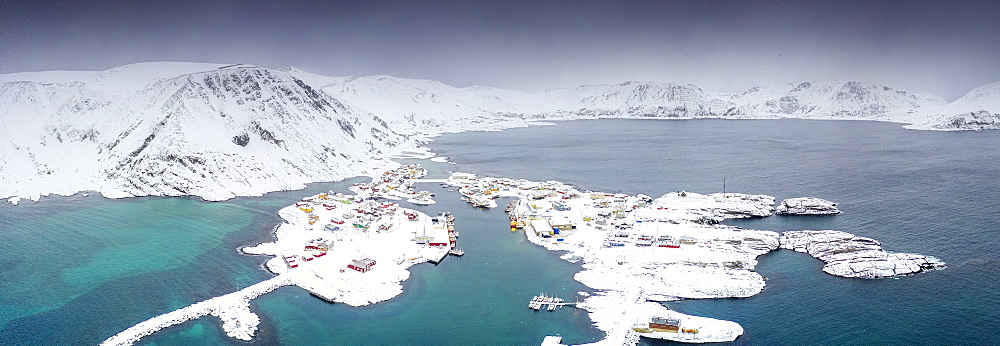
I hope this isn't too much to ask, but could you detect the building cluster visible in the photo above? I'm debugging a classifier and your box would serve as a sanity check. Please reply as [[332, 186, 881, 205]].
[[414, 212, 458, 249], [450, 172, 722, 252], [350, 164, 429, 200], [633, 316, 700, 334], [277, 165, 462, 274], [282, 238, 333, 268]]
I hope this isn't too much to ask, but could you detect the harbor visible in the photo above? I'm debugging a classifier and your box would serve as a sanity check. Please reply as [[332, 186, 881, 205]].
[[98, 154, 951, 346], [104, 164, 469, 345], [439, 171, 776, 343]]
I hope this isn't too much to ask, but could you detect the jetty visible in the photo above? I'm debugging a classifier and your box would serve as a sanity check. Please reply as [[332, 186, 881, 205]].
[[102, 274, 293, 346], [527, 294, 576, 311]]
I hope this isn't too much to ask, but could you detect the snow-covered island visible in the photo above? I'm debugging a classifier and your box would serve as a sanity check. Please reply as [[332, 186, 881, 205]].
[[103, 164, 461, 345], [776, 197, 841, 215], [442, 171, 945, 344]]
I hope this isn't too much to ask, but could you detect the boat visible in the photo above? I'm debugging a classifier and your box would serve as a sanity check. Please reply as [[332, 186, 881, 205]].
[[448, 248, 464, 256]]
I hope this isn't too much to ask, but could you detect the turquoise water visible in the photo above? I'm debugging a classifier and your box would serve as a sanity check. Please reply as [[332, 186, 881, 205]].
[[0, 179, 365, 345], [1, 118, 997, 345]]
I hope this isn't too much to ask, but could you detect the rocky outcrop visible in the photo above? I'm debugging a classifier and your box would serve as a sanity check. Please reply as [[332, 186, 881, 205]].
[[776, 197, 841, 215], [651, 191, 776, 224], [932, 110, 1000, 131], [779, 230, 945, 278]]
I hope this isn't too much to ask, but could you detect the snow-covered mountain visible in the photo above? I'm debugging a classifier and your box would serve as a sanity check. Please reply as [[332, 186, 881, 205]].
[[1, 62, 996, 203], [727, 81, 947, 122], [286, 70, 543, 134], [907, 81, 1000, 130], [545, 81, 747, 118], [0, 63, 413, 202]]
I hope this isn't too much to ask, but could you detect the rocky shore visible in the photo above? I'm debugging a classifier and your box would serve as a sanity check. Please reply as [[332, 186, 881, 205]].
[[776, 197, 841, 215], [779, 230, 945, 278]]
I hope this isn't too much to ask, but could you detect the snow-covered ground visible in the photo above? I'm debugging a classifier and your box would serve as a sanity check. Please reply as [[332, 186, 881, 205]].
[[443, 173, 778, 343]]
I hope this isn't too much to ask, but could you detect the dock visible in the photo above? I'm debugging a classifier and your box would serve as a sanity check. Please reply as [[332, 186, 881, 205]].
[[102, 274, 293, 345], [527, 294, 577, 311], [427, 250, 450, 264]]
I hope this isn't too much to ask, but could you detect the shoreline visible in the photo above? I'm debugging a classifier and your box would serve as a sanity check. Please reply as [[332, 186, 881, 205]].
[[102, 164, 458, 345], [100, 162, 946, 345], [439, 171, 945, 344], [3, 117, 991, 207]]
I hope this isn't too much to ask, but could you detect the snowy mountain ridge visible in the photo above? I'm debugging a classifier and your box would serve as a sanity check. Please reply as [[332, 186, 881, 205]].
[[1, 63, 416, 203], [2, 62, 997, 202], [906, 81, 1000, 130]]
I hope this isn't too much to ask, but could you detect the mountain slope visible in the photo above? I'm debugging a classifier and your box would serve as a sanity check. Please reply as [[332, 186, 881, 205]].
[[287, 71, 543, 135], [907, 81, 1000, 130], [0, 63, 411, 202], [546, 81, 747, 118], [728, 81, 947, 122]]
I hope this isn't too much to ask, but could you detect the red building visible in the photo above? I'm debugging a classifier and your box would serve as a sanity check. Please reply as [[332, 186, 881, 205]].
[[348, 258, 377, 273]]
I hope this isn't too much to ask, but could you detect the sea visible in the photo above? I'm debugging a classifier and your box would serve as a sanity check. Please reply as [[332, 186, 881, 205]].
[[0, 118, 997, 345]]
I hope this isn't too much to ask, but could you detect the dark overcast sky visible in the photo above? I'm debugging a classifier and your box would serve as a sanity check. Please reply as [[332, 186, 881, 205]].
[[2, 0, 998, 100]]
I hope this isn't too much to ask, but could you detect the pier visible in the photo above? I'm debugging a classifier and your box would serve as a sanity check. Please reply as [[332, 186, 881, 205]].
[[527, 294, 577, 311]]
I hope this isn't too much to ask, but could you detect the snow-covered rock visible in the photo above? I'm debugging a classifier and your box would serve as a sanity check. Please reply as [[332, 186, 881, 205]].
[[929, 110, 1000, 130], [776, 197, 841, 215], [779, 230, 945, 278], [651, 191, 776, 224]]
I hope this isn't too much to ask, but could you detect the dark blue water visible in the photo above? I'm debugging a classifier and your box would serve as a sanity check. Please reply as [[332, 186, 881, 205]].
[[1, 118, 997, 345], [430, 118, 1000, 345]]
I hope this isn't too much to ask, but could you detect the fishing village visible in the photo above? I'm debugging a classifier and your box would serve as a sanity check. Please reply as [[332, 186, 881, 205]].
[[442, 171, 778, 343], [103, 164, 461, 345], [104, 163, 942, 346]]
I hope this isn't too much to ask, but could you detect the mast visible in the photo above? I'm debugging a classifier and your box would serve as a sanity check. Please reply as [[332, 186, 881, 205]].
[[723, 177, 726, 198]]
